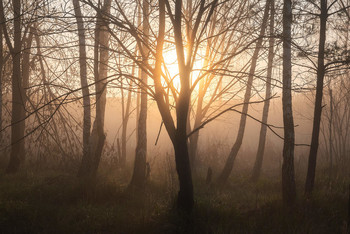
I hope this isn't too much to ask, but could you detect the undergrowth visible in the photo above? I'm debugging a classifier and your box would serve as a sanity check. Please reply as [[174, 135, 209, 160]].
[[0, 168, 348, 234]]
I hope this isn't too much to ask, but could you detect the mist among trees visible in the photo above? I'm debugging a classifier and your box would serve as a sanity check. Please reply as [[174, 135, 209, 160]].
[[0, 0, 350, 233]]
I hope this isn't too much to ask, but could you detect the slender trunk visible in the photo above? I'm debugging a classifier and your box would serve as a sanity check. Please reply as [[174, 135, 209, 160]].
[[121, 81, 132, 167], [282, 0, 296, 206], [217, 0, 271, 184], [135, 3, 141, 139], [78, 0, 111, 178], [7, 0, 24, 173], [0, 27, 2, 142], [305, 0, 327, 195], [120, 56, 134, 167], [73, 0, 91, 169], [251, 0, 275, 182], [189, 30, 211, 168], [189, 79, 204, 169], [22, 29, 33, 99], [329, 87, 333, 185], [129, 0, 149, 188]]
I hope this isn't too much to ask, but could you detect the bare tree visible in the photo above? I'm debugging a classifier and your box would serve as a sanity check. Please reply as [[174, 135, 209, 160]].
[[78, 0, 111, 178], [251, 0, 275, 182], [129, 0, 149, 189], [282, 0, 296, 206], [1, 0, 26, 173], [73, 0, 91, 174], [217, 0, 271, 184]]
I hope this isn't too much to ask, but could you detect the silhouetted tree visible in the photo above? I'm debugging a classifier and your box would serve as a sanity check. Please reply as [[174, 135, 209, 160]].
[[217, 0, 271, 184], [129, 0, 149, 189], [78, 0, 111, 178], [251, 0, 275, 182], [72, 0, 92, 174], [1, 0, 26, 173], [282, 0, 296, 206]]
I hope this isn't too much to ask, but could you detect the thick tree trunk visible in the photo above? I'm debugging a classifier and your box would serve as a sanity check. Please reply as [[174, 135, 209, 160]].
[[251, 0, 275, 182], [129, 0, 149, 189], [217, 0, 271, 184], [175, 87, 194, 211], [7, 0, 25, 173], [73, 0, 91, 167], [282, 0, 296, 206], [305, 0, 327, 195]]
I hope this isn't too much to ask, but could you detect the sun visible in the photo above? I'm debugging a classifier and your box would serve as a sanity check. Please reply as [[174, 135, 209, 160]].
[[162, 46, 181, 91], [162, 45, 204, 94]]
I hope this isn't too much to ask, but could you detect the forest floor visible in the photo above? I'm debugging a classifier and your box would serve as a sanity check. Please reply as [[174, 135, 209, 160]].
[[0, 167, 348, 234]]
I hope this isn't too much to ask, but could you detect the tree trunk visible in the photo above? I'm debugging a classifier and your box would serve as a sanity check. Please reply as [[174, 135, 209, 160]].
[[78, 0, 111, 178], [328, 87, 333, 186], [175, 85, 194, 211], [73, 0, 91, 169], [251, 0, 275, 182], [0, 27, 2, 143], [217, 0, 271, 184], [22, 28, 33, 100], [7, 0, 25, 173], [305, 0, 327, 196], [282, 0, 296, 206], [189, 80, 204, 169], [129, 0, 149, 189]]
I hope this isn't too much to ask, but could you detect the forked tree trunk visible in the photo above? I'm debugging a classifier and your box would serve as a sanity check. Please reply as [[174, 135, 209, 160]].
[[73, 0, 91, 166], [217, 0, 271, 184], [129, 0, 149, 189], [78, 0, 111, 178], [282, 0, 296, 206], [305, 0, 327, 195], [121, 3, 141, 168], [251, 0, 275, 182], [6, 0, 25, 173]]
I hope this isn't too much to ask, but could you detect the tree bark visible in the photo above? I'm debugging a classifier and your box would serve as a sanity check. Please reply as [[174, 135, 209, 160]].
[[78, 0, 111, 178], [217, 0, 271, 184], [0, 27, 2, 143], [328, 87, 333, 186], [73, 0, 91, 170], [175, 113, 194, 211], [305, 0, 327, 195], [251, 0, 275, 182], [6, 0, 25, 173], [120, 80, 132, 167], [129, 0, 149, 189], [189, 79, 204, 169], [282, 0, 296, 206]]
